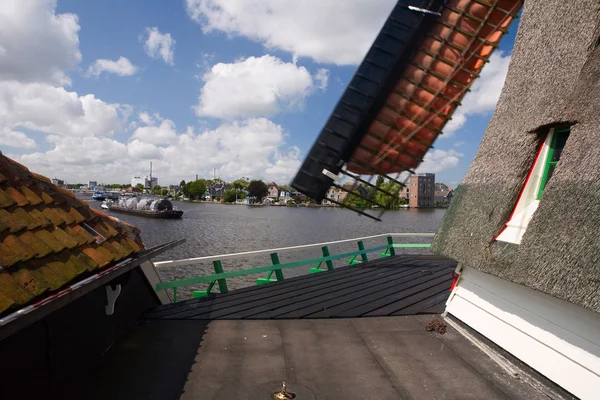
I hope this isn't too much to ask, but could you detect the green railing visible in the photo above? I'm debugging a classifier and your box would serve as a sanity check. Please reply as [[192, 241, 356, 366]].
[[154, 234, 433, 303]]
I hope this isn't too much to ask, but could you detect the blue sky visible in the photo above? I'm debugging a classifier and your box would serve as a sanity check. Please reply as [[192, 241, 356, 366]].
[[1, 1, 519, 188]]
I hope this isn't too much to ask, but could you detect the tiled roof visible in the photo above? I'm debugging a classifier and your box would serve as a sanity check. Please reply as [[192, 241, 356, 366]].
[[0, 153, 144, 315]]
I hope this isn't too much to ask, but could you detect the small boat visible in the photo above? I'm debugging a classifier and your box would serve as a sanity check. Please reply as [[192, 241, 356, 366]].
[[100, 200, 112, 210], [92, 191, 119, 201], [92, 191, 108, 201], [108, 197, 183, 219]]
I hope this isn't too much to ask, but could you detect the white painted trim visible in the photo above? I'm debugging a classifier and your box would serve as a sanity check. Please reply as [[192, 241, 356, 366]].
[[140, 260, 171, 304], [497, 131, 554, 244], [446, 267, 600, 400]]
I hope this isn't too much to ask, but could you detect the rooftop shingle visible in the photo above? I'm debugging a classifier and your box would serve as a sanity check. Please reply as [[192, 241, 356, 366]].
[[0, 152, 144, 315]]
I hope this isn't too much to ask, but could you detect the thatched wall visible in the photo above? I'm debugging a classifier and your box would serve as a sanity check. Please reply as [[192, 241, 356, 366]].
[[432, 0, 600, 312]]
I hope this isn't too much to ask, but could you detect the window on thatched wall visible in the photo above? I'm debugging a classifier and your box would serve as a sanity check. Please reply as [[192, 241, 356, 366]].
[[496, 126, 571, 244], [536, 127, 571, 199]]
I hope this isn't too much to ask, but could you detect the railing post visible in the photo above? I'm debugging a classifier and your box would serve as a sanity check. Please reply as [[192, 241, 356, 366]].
[[173, 287, 177, 303], [358, 240, 368, 263], [386, 236, 396, 256], [271, 252, 284, 281], [213, 260, 228, 293], [322, 246, 335, 271]]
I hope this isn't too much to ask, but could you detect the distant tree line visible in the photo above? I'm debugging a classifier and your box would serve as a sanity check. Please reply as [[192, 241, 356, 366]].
[[343, 175, 406, 210]]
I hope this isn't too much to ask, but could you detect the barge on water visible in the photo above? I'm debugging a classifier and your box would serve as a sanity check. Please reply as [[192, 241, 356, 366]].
[[108, 197, 183, 219]]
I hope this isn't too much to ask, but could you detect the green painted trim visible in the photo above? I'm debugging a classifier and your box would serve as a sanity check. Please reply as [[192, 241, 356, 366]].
[[387, 236, 396, 256], [536, 131, 558, 200], [322, 246, 335, 271], [347, 255, 362, 265], [213, 260, 228, 293], [156, 245, 389, 290], [358, 241, 368, 263], [536, 127, 570, 200], [271, 253, 285, 281]]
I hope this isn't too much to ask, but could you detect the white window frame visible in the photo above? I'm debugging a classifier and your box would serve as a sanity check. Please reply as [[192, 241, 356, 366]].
[[496, 128, 560, 244]]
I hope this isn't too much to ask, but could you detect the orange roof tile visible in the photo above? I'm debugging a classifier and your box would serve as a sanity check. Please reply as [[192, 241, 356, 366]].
[[74, 250, 99, 271], [27, 209, 52, 230], [35, 229, 66, 253], [12, 266, 50, 297], [0, 188, 16, 208], [20, 186, 43, 206], [18, 231, 53, 258], [51, 206, 75, 225], [83, 247, 111, 269], [71, 225, 96, 244], [52, 228, 80, 249], [3, 235, 36, 264], [0, 152, 144, 315], [41, 208, 64, 226], [4, 187, 29, 206], [40, 191, 54, 205], [67, 207, 86, 224]]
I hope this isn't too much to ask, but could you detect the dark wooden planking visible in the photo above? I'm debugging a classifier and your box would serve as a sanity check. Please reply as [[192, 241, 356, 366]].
[[184, 266, 425, 320], [149, 255, 458, 320], [146, 263, 369, 319], [225, 267, 428, 320], [270, 266, 448, 319], [393, 289, 451, 315], [362, 276, 454, 317], [160, 266, 397, 320], [377, 280, 453, 316], [146, 255, 421, 318], [330, 268, 453, 318], [300, 268, 453, 318]]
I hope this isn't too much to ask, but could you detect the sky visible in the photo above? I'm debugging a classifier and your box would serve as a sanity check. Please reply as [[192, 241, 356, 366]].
[[0, 0, 519, 188]]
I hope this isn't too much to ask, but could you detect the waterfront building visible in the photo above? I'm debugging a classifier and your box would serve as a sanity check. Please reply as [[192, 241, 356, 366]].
[[406, 173, 435, 208], [131, 176, 158, 189], [266, 182, 279, 199]]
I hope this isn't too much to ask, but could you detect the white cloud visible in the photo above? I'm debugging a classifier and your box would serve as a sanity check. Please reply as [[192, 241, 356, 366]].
[[127, 139, 162, 160], [17, 135, 128, 167], [10, 118, 302, 184], [0, 128, 36, 149], [138, 112, 157, 125], [0, 81, 129, 137], [442, 52, 512, 137], [143, 27, 175, 65], [315, 69, 330, 90], [0, 0, 81, 85], [131, 114, 178, 144], [196, 55, 325, 119], [87, 57, 138, 77], [0, 1, 132, 142], [453, 141, 465, 148], [264, 147, 301, 184], [185, 0, 396, 65], [416, 149, 463, 174]]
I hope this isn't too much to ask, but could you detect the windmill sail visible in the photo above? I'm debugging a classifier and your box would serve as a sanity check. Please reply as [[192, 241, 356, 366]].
[[291, 0, 522, 219]]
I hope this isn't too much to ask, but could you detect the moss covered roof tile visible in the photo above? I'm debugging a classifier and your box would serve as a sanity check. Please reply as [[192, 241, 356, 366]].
[[0, 152, 145, 316]]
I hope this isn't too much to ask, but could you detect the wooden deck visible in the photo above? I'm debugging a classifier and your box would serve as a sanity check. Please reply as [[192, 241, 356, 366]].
[[70, 254, 569, 400], [145, 255, 457, 320]]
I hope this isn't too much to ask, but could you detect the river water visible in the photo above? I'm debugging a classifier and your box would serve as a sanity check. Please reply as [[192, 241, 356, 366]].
[[85, 199, 446, 297]]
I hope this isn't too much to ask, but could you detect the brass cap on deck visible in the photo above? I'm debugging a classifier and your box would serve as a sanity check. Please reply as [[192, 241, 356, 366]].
[[272, 381, 295, 399]]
